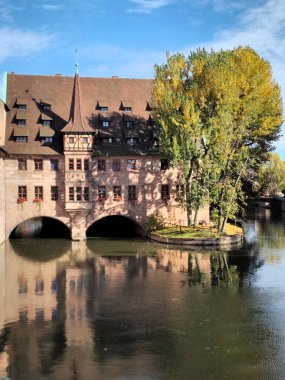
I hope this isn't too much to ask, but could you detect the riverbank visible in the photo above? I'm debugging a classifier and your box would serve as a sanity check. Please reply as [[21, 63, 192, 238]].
[[147, 223, 243, 247]]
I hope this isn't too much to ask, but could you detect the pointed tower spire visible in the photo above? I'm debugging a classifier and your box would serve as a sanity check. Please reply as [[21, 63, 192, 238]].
[[62, 65, 94, 133]]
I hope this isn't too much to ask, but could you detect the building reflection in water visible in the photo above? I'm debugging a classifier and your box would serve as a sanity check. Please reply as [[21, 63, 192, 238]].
[[0, 239, 263, 379]]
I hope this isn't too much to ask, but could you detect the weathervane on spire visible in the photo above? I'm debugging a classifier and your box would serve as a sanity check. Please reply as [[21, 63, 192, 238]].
[[75, 49, 79, 74]]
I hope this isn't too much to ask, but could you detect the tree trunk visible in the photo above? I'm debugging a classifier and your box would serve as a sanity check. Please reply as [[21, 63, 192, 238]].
[[194, 209, 199, 226], [186, 160, 194, 225], [221, 216, 228, 233]]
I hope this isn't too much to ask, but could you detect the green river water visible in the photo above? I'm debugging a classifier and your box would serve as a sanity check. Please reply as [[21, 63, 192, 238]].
[[1, 209, 285, 379]]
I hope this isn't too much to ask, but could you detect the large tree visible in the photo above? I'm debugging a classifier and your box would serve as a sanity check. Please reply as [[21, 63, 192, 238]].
[[255, 153, 285, 196], [152, 47, 283, 231]]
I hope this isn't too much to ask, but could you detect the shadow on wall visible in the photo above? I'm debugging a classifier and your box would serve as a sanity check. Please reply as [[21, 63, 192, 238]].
[[86, 215, 145, 238], [9, 217, 71, 239]]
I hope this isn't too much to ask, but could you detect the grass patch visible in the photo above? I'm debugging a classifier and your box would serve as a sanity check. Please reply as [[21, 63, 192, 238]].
[[152, 223, 242, 239]]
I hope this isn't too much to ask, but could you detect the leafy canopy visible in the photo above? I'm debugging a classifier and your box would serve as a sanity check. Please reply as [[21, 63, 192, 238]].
[[152, 46, 283, 228]]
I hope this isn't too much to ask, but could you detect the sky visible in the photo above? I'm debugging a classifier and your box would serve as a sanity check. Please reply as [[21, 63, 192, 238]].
[[0, 0, 284, 157]]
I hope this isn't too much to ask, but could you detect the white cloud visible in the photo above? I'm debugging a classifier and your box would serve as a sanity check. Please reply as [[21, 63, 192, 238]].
[[0, 0, 21, 23], [0, 27, 54, 64], [128, 0, 173, 13], [41, 4, 66, 11]]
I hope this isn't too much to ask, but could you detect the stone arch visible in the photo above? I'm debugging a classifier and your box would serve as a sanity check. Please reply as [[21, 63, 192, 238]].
[[86, 214, 145, 238], [9, 216, 71, 239]]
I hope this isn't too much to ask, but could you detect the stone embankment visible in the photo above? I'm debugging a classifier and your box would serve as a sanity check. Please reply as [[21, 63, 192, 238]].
[[148, 233, 243, 247]]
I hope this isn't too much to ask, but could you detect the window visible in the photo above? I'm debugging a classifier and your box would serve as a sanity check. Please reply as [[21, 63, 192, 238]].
[[102, 138, 113, 144], [18, 186, 27, 199], [69, 159, 74, 170], [113, 186, 122, 201], [84, 159, 89, 171], [76, 187, 82, 201], [69, 137, 75, 144], [17, 119, 26, 126], [127, 138, 137, 145], [125, 121, 134, 128], [84, 187, 89, 201], [112, 159, 121, 171], [99, 106, 108, 111], [18, 158, 27, 170], [15, 137, 27, 143], [44, 137, 53, 144], [51, 186, 58, 201], [123, 106, 132, 112], [34, 159, 43, 171], [160, 159, 169, 170], [128, 185, 136, 200], [35, 279, 44, 295], [98, 160, 106, 171], [102, 121, 110, 128], [35, 186, 43, 200], [81, 137, 88, 144], [69, 187, 74, 201], [50, 159, 58, 171], [76, 159, 82, 170], [18, 104, 26, 110], [42, 104, 51, 110], [15, 136, 28, 142], [18, 278, 28, 294], [42, 120, 51, 127], [176, 184, 185, 199], [98, 186, 106, 200], [127, 159, 136, 170], [161, 184, 170, 200]]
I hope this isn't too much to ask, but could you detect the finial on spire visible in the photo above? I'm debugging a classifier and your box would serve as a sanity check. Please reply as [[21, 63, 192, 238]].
[[75, 49, 79, 74]]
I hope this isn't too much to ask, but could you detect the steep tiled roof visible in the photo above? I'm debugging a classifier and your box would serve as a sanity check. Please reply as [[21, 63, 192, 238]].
[[4, 73, 156, 156], [61, 73, 95, 133]]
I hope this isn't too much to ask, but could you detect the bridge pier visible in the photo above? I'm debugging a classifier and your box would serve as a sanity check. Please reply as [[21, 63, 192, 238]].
[[70, 212, 88, 241]]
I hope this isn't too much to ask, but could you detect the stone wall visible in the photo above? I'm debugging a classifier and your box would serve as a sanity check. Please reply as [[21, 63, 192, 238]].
[[3, 155, 209, 241]]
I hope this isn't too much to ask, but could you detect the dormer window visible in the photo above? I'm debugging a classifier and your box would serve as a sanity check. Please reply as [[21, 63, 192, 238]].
[[125, 120, 134, 128], [15, 136, 27, 143], [97, 100, 110, 111], [44, 137, 53, 144], [16, 98, 27, 109], [121, 101, 132, 112], [41, 113, 52, 126], [43, 120, 51, 127], [15, 110, 27, 125], [14, 126, 29, 141], [40, 100, 51, 110]]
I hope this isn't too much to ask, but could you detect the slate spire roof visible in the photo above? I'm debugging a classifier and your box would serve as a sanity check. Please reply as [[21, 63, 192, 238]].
[[62, 70, 94, 133]]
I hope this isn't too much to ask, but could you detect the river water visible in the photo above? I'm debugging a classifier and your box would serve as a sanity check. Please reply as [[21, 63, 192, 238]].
[[1, 210, 285, 379]]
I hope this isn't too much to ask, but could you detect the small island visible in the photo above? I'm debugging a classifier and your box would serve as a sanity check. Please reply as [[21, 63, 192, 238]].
[[148, 223, 243, 247]]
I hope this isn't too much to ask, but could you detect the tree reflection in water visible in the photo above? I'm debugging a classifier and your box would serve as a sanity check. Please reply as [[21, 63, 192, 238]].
[[0, 236, 267, 379], [186, 245, 263, 288]]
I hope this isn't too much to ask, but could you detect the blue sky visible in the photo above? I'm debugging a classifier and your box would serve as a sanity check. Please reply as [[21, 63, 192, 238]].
[[0, 0, 285, 157]]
